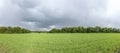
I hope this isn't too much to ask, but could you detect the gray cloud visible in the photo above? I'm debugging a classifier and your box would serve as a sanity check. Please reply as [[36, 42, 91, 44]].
[[0, 0, 120, 30]]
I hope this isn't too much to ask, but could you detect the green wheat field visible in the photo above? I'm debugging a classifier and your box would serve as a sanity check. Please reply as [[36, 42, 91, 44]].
[[0, 33, 120, 53]]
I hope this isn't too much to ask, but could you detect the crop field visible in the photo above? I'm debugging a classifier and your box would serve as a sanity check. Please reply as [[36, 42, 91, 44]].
[[0, 33, 120, 53]]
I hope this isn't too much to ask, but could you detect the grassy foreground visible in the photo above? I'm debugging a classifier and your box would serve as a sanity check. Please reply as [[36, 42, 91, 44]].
[[0, 33, 120, 53]]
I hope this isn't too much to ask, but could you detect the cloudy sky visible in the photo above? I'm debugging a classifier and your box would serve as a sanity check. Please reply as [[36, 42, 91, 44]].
[[0, 0, 120, 30]]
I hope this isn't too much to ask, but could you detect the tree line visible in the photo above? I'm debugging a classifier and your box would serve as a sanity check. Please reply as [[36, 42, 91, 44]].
[[0, 26, 31, 33], [49, 26, 120, 33]]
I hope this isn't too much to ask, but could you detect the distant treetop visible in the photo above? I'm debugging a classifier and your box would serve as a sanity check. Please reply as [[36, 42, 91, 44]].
[[49, 26, 120, 33], [0, 26, 31, 33]]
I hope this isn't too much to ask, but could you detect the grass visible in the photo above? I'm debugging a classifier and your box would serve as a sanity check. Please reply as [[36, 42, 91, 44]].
[[0, 33, 120, 53]]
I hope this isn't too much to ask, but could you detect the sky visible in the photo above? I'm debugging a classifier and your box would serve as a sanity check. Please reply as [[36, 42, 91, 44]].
[[0, 0, 120, 31]]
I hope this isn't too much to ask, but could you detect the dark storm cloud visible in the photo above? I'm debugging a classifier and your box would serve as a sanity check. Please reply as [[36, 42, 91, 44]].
[[0, 0, 120, 30]]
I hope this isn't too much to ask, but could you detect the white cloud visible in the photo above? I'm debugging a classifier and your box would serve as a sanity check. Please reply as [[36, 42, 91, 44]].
[[107, 0, 120, 17], [0, 0, 120, 30]]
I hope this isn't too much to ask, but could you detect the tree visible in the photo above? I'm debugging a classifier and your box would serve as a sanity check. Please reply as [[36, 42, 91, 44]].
[[0, 26, 31, 33], [0, 27, 7, 33], [94, 26, 101, 33], [49, 26, 120, 33]]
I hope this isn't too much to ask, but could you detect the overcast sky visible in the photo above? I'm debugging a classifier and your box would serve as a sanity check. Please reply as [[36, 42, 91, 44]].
[[0, 0, 120, 30]]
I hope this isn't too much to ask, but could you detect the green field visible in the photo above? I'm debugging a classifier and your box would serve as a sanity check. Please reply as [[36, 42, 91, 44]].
[[0, 33, 120, 53]]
